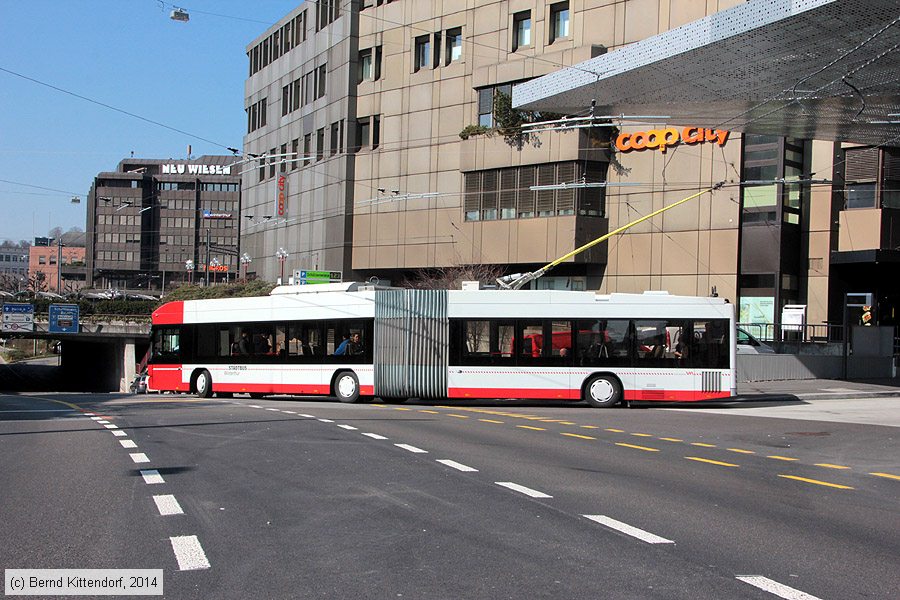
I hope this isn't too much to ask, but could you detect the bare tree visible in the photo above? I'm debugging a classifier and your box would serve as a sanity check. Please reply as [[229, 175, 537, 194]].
[[28, 271, 48, 293], [0, 273, 19, 293], [400, 264, 506, 290]]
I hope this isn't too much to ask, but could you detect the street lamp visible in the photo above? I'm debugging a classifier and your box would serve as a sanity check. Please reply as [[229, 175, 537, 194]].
[[275, 248, 289, 283], [240, 253, 252, 280], [209, 257, 221, 285], [185, 259, 194, 285]]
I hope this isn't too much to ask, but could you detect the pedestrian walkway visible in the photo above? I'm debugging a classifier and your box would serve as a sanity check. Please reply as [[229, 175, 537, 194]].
[[737, 378, 900, 400]]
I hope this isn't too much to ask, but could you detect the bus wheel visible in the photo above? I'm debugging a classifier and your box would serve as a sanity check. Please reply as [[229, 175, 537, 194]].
[[583, 375, 622, 408], [334, 371, 360, 403], [195, 370, 213, 399]]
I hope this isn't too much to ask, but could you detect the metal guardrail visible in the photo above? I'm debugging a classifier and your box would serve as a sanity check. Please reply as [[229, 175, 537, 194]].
[[738, 322, 846, 344]]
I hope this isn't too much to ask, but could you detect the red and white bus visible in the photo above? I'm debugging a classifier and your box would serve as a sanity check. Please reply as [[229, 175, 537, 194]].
[[148, 283, 735, 407]]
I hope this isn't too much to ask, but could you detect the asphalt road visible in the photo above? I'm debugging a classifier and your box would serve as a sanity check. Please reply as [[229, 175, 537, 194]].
[[1, 392, 897, 599]]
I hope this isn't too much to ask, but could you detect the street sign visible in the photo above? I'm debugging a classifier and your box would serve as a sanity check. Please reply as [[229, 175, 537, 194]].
[[2, 303, 34, 333], [49, 303, 80, 334], [295, 270, 342, 285]]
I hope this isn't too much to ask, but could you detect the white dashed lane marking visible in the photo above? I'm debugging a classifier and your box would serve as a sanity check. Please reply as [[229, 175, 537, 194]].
[[337, 424, 358, 430], [395, 443, 427, 453], [362, 433, 388, 440], [104, 424, 119, 429], [97, 420, 110, 424], [90, 416, 102, 421], [436, 459, 478, 472], [153, 494, 184, 516], [112, 430, 127, 437], [129, 453, 150, 464], [119, 440, 138, 449], [736, 576, 822, 600], [495, 482, 552, 498], [140, 469, 165, 484], [318, 419, 334, 423], [298, 414, 315, 418], [583, 515, 674, 544], [169, 535, 211, 571]]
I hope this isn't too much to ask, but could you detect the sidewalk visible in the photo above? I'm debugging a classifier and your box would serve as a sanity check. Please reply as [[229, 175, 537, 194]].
[[736, 378, 900, 399]]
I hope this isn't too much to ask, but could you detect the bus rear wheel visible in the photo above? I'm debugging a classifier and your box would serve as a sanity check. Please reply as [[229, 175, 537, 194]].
[[334, 371, 360, 403], [583, 374, 622, 408], [194, 369, 213, 399]]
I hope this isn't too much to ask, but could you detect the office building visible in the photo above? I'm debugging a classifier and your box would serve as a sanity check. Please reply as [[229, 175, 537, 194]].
[[86, 156, 241, 290], [243, 0, 899, 330]]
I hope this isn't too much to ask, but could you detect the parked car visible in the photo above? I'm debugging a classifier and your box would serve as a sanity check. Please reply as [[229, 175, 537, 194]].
[[130, 372, 150, 394], [736, 327, 775, 354]]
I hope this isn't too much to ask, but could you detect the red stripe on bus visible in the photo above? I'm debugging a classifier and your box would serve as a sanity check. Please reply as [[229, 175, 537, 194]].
[[152, 301, 185, 325], [448, 388, 730, 402], [448, 388, 582, 400]]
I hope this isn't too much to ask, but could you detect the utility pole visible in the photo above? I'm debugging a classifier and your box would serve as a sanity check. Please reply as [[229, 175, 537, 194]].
[[205, 228, 211, 287], [56, 237, 62, 293]]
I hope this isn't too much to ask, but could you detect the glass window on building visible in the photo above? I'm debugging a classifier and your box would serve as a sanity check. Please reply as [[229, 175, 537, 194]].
[[359, 49, 373, 82], [550, 2, 569, 43], [356, 118, 370, 151], [414, 35, 430, 72], [513, 11, 531, 51], [446, 28, 462, 64]]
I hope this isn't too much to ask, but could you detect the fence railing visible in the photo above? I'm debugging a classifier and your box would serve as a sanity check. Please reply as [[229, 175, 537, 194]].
[[738, 322, 846, 344]]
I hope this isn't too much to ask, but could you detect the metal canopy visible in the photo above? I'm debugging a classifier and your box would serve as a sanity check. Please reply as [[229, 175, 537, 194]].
[[513, 0, 900, 146]]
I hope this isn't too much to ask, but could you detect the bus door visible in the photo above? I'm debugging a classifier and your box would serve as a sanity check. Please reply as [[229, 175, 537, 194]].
[[574, 319, 633, 398], [287, 322, 325, 393]]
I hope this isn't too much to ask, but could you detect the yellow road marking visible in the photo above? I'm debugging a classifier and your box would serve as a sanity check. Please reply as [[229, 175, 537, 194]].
[[616, 442, 659, 452], [631, 433, 653, 437], [372, 404, 387, 408], [562, 433, 596, 440], [605, 428, 624, 433], [45, 398, 83, 410], [479, 419, 504, 424], [540, 419, 568, 423], [517, 425, 546, 431], [690, 442, 717, 448], [558, 421, 576, 425], [581, 425, 599, 429], [778, 475, 853, 490], [418, 410, 440, 414], [870, 472, 900, 481], [727, 448, 755, 454], [447, 414, 469, 419], [815, 463, 851, 470], [686, 456, 738, 467], [659, 437, 683, 442], [393, 407, 412, 411], [767, 455, 798, 462]]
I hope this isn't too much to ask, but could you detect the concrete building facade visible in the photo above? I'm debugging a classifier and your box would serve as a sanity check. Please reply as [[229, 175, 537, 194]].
[[86, 156, 241, 291], [243, 0, 899, 331], [28, 242, 86, 293]]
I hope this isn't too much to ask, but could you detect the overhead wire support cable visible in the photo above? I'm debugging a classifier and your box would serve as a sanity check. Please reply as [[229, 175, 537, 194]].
[[497, 182, 726, 290]]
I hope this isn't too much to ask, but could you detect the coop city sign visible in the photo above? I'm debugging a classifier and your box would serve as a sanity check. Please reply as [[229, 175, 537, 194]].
[[615, 127, 730, 153]]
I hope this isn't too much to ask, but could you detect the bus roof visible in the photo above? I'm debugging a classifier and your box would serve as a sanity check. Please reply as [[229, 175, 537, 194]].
[[151, 288, 732, 326]]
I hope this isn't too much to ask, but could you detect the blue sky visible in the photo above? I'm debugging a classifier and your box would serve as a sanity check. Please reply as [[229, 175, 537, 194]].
[[0, 0, 300, 243]]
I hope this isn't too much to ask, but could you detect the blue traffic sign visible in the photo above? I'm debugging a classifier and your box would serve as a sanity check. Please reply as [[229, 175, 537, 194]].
[[49, 304, 80, 334]]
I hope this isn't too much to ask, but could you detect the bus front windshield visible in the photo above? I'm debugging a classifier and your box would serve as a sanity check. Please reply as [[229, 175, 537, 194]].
[[151, 327, 181, 363]]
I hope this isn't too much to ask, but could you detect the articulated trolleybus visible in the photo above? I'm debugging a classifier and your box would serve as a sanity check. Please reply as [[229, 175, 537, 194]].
[[149, 283, 736, 407]]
